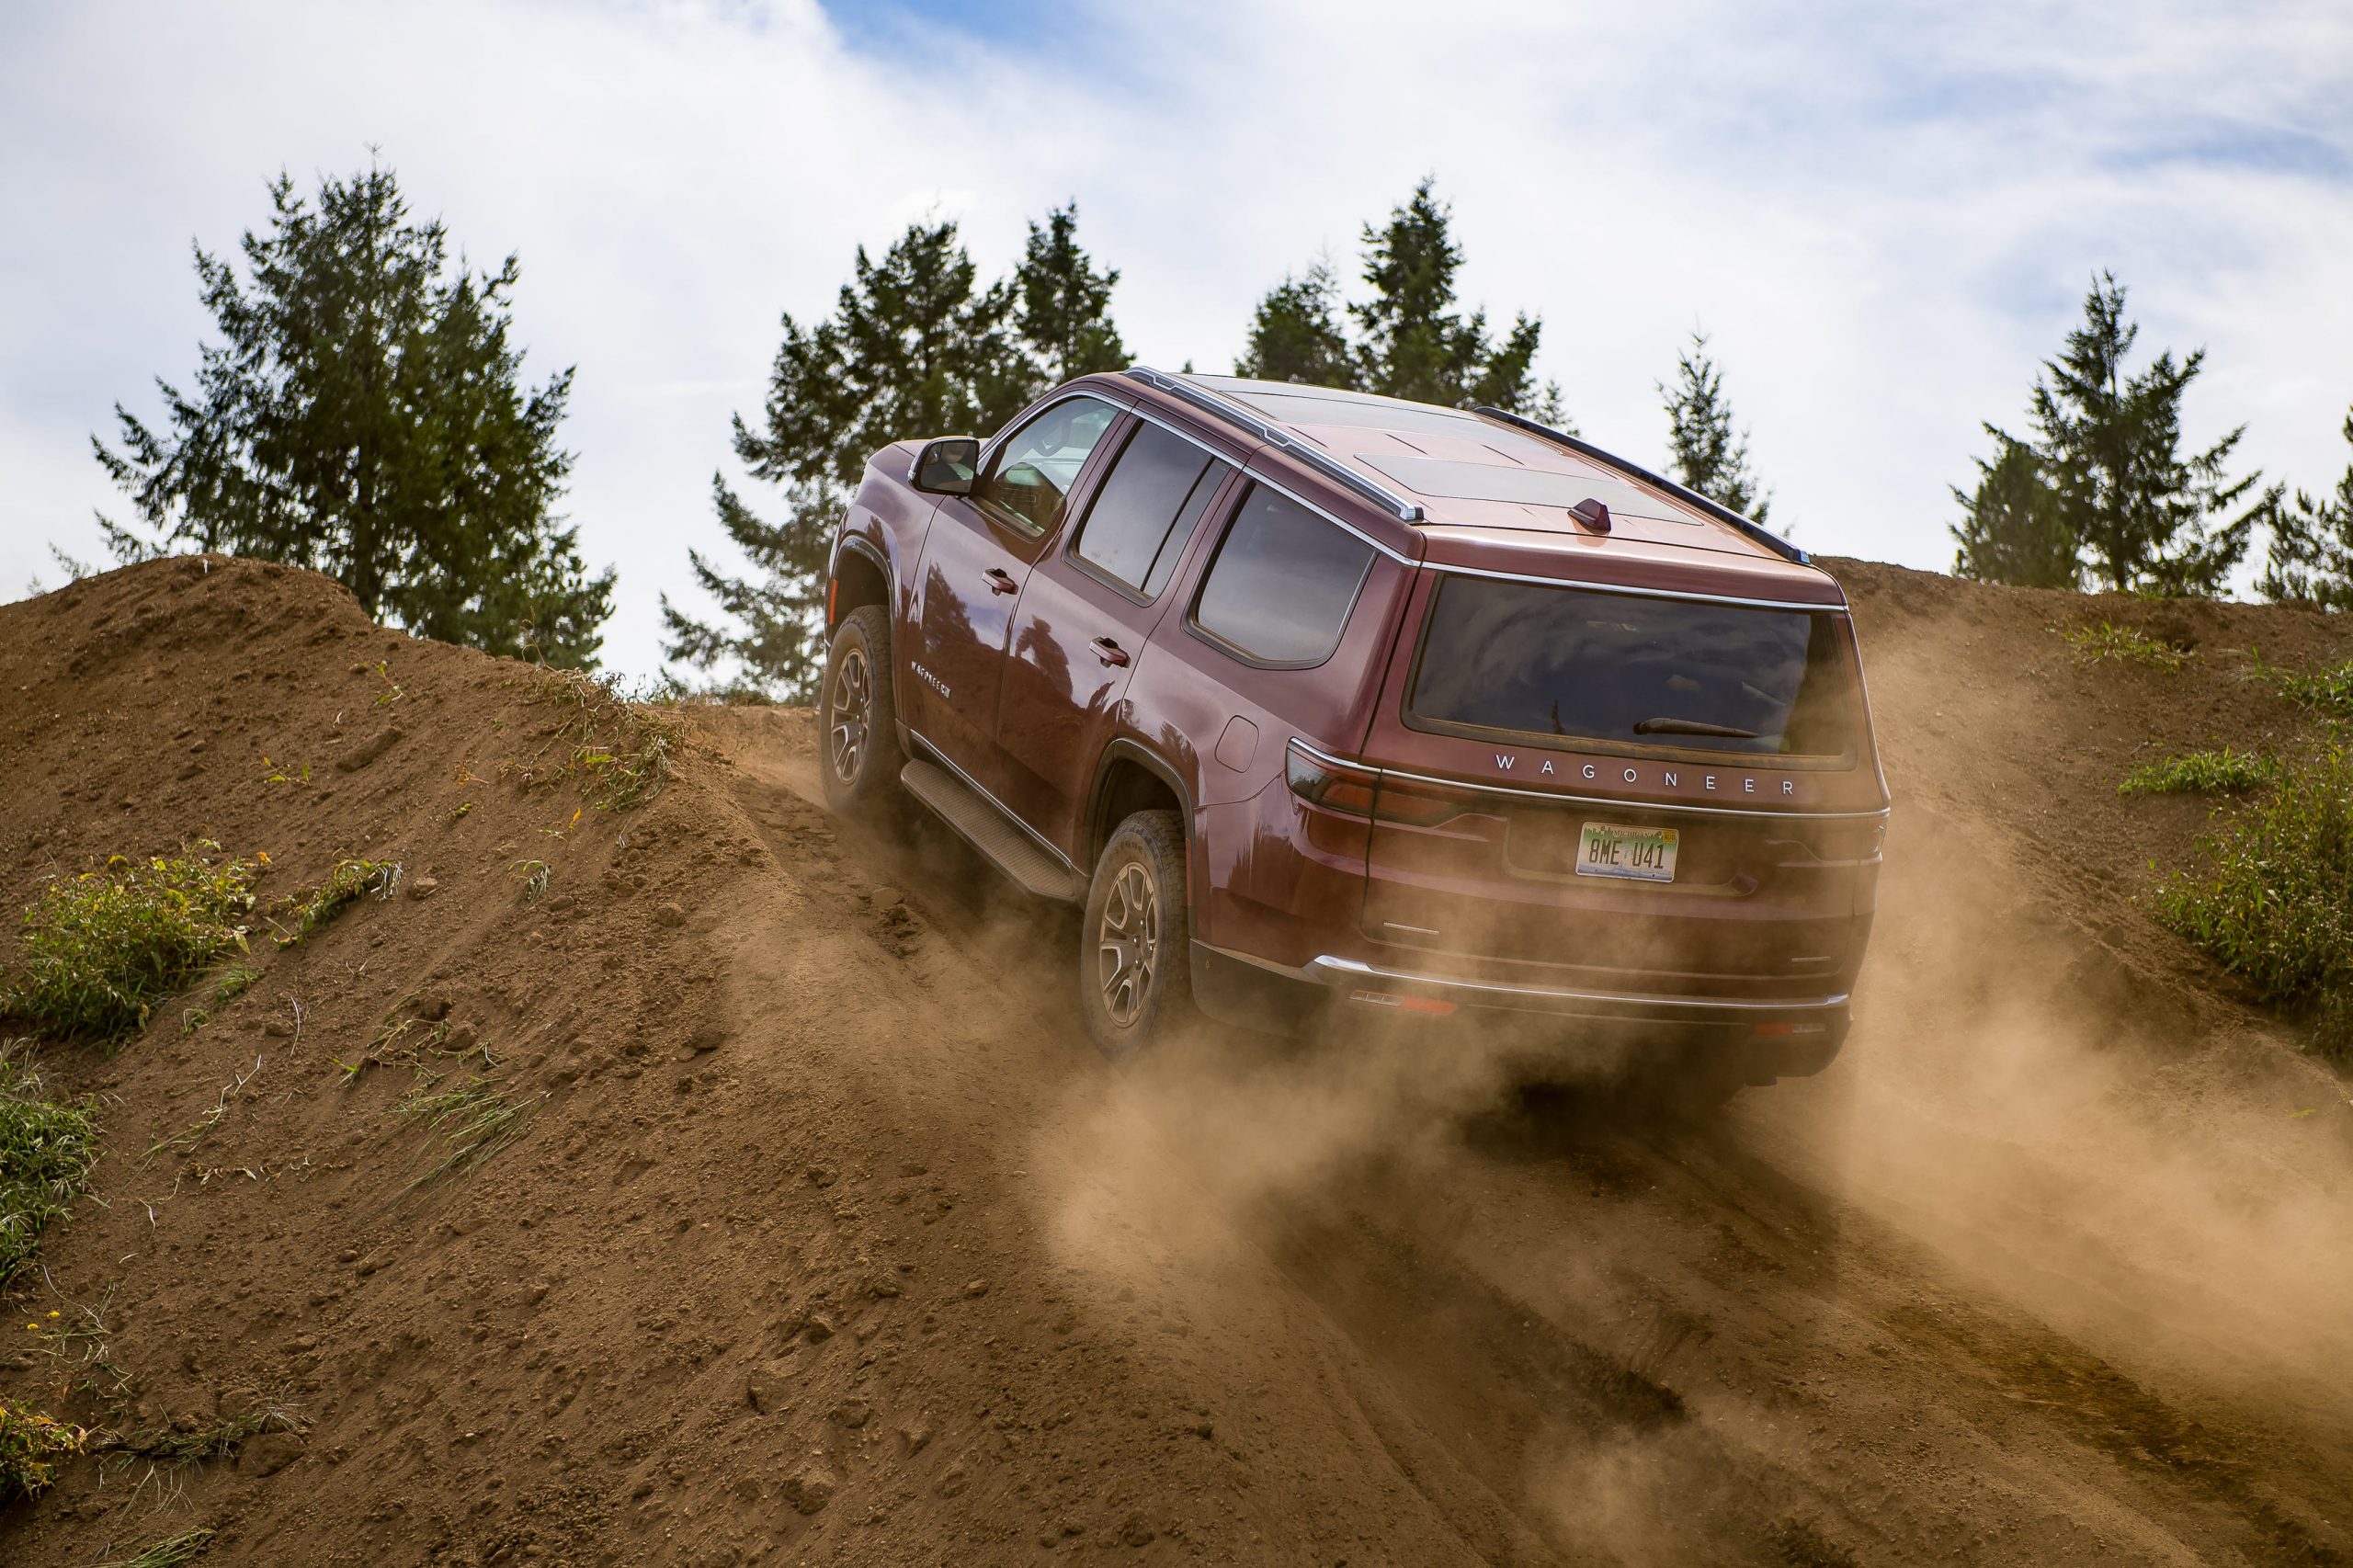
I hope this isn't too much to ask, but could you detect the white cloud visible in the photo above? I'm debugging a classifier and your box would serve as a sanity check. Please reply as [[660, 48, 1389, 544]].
[[3, 0, 2348, 674]]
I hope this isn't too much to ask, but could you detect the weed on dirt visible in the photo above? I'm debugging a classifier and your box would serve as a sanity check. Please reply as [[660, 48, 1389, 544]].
[[117, 1406, 295, 1464], [0, 846, 255, 1040], [95, 1527, 216, 1568], [2061, 620, 2192, 670], [509, 858, 551, 903], [0, 1046, 99, 1286], [2257, 655, 2353, 719], [0, 1394, 86, 1502], [521, 666, 681, 809], [2153, 739, 2353, 1061], [266, 858, 398, 949], [2118, 747, 2277, 797], [389, 1072, 541, 1190]]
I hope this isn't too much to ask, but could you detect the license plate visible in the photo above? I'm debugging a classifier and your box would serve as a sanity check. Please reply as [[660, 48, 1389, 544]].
[[1574, 822, 1678, 882]]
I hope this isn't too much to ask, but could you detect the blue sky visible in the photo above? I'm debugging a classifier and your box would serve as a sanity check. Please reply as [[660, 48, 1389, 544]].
[[3, 0, 2349, 680]]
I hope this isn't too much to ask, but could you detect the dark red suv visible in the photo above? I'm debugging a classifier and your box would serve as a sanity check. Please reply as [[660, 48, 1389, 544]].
[[819, 369, 1888, 1099]]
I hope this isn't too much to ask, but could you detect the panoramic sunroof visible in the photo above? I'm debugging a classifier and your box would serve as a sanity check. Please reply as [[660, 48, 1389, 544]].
[[1355, 455, 1698, 524]]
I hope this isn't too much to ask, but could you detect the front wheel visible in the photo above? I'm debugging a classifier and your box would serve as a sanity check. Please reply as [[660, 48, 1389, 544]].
[[817, 604, 904, 819], [1078, 810, 1194, 1061]]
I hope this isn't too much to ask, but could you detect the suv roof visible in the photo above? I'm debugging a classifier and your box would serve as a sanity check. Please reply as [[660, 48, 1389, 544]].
[[1113, 368, 1844, 605]]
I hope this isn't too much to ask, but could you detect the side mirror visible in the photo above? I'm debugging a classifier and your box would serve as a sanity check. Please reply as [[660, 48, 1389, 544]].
[[911, 437, 980, 496]]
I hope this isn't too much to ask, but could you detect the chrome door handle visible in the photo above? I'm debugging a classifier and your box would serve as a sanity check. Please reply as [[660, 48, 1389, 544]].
[[1090, 637, 1130, 667], [983, 568, 1018, 595]]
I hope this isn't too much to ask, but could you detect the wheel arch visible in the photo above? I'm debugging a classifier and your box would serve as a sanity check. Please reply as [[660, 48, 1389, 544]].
[[829, 534, 892, 634], [1085, 740, 1195, 880]]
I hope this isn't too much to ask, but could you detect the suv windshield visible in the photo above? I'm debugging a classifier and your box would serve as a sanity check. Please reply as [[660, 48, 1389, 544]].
[[1408, 575, 1859, 757]]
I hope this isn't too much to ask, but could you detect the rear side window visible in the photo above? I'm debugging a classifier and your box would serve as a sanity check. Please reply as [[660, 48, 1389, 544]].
[[1189, 484, 1374, 666], [1071, 423, 1233, 600], [1409, 576, 1860, 757]]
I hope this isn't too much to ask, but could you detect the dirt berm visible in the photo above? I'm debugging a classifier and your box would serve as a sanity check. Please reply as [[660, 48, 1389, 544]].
[[3, 553, 2351, 1565]]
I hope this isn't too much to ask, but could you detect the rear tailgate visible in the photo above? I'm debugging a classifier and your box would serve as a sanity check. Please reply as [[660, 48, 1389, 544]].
[[1348, 565, 1886, 1000]]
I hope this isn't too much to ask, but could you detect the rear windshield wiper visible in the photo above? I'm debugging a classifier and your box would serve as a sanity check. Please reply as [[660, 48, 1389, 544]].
[[1633, 716, 1759, 739]]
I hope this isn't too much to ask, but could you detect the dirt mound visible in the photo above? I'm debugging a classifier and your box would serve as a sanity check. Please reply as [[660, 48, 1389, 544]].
[[0, 554, 2348, 1565]]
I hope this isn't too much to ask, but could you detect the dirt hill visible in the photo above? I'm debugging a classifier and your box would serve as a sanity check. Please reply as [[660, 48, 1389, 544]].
[[1, 554, 2348, 1566]]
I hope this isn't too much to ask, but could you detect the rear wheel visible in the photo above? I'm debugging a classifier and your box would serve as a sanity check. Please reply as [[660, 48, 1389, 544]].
[[817, 604, 904, 819], [1078, 810, 1193, 1061]]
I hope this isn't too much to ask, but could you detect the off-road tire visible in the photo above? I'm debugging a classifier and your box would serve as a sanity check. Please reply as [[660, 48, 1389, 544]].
[[817, 605, 904, 819], [1079, 810, 1194, 1062]]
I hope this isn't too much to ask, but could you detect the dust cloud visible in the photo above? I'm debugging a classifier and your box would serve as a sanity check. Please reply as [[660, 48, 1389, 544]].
[[1022, 801, 2353, 1562]]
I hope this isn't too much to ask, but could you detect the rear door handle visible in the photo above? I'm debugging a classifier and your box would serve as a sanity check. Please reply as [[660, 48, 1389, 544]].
[[1090, 636, 1131, 667], [983, 567, 1018, 596]]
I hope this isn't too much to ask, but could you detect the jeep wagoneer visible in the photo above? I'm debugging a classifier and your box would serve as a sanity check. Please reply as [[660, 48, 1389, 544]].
[[815, 369, 1887, 1102]]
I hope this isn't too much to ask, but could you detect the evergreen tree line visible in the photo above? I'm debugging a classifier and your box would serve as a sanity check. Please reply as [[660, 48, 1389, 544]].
[[80, 163, 2353, 687], [1951, 271, 2352, 604]]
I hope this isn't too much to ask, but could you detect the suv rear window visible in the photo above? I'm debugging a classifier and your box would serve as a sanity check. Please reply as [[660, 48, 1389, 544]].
[[1408, 575, 1859, 757], [1190, 484, 1373, 666]]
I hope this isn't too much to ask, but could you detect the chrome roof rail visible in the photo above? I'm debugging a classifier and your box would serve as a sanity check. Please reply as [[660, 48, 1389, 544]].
[[1123, 365, 1425, 523], [1472, 405, 1809, 564]]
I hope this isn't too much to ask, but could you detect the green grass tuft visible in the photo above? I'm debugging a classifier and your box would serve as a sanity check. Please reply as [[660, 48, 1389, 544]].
[[391, 1072, 541, 1189], [2059, 620, 2191, 670], [2258, 656, 2353, 719], [2117, 747, 2277, 798], [2151, 740, 2353, 1062], [0, 845, 255, 1041], [0, 1045, 99, 1286], [268, 858, 398, 949]]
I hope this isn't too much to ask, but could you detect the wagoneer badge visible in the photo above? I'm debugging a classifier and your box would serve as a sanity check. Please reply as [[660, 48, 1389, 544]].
[[1492, 753, 1796, 796]]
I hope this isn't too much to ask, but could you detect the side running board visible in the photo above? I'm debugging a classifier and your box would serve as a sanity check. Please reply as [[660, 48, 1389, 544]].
[[899, 759, 1085, 903]]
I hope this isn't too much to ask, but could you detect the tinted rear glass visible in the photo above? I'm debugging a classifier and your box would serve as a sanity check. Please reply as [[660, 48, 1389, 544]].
[[1190, 484, 1374, 666], [1409, 576, 1859, 756], [1071, 423, 1232, 599]]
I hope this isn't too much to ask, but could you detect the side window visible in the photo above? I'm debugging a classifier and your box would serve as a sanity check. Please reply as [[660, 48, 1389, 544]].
[[974, 396, 1118, 537], [1189, 484, 1375, 666], [1069, 422, 1233, 600]]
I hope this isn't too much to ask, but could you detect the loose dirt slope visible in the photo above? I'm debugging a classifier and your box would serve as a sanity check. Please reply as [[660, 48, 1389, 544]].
[[1, 555, 2349, 1566]]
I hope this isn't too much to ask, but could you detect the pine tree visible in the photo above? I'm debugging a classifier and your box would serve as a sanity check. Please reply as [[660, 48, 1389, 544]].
[[1951, 432, 2076, 588], [666, 213, 1130, 697], [1234, 260, 1358, 388], [91, 164, 612, 665], [1236, 181, 1563, 421], [1658, 331, 1771, 525], [2028, 272, 2272, 596], [2258, 405, 2353, 610], [659, 476, 840, 699], [1015, 203, 1127, 387]]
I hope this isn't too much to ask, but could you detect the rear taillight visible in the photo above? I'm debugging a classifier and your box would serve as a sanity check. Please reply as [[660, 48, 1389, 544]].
[[1369, 775, 1476, 828], [1286, 742, 1480, 827], [1286, 743, 1380, 817]]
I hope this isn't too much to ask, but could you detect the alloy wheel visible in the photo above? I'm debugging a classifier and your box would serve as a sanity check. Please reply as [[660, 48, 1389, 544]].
[[1096, 861, 1159, 1028], [829, 647, 871, 785]]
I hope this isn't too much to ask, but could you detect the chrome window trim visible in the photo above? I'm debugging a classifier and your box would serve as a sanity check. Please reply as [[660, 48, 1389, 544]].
[[904, 726, 1080, 872], [1287, 737, 1890, 820], [1306, 953, 1852, 1013]]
